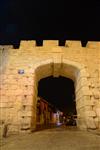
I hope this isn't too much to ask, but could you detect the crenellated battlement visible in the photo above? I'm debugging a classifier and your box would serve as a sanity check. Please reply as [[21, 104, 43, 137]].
[[19, 40, 100, 49], [0, 40, 100, 135], [0, 40, 100, 50]]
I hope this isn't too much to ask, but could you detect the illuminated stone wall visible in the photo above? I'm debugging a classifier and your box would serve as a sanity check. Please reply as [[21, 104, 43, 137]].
[[0, 40, 100, 135]]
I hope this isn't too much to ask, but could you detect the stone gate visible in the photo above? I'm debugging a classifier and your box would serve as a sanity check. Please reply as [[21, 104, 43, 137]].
[[0, 40, 100, 134]]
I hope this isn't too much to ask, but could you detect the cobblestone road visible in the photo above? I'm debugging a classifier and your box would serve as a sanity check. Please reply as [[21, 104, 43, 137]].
[[1, 126, 100, 150]]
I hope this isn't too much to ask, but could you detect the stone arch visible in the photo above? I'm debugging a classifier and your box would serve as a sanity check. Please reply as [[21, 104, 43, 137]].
[[30, 58, 96, 131]]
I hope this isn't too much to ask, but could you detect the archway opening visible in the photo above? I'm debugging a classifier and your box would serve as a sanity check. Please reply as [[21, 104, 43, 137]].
[[30, 59, 93, 132], [36, 75, 77, 129]]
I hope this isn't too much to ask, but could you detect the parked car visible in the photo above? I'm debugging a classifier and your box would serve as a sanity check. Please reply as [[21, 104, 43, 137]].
[[66, 115, 77, 126]]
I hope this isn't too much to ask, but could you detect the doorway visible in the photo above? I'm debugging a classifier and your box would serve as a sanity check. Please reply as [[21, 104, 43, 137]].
[[36, 76, 77, 129], [30, 59, 93, 131]]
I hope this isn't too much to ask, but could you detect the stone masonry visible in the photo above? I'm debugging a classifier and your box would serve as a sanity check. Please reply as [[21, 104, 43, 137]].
[[0, 40, 100, 135]]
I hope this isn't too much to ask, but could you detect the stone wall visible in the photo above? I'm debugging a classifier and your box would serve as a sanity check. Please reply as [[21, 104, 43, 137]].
[[0, 45, 13, 73], [0, 40, 100, 135]]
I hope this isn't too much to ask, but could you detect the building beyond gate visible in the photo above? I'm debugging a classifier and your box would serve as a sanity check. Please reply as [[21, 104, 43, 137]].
[[0, 40, 100, 135]]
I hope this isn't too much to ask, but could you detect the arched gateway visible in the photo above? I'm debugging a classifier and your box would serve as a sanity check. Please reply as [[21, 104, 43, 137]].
[[31, 58, 96, 131], [0, 40, 100, 134]]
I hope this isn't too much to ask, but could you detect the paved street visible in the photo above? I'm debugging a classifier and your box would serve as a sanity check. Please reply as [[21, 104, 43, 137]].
[[1, 126, 100, 150]]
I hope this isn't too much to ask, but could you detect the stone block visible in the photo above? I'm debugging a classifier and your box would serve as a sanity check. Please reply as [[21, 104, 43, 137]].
[[76, 77, 88, 90], [81, 106, 93, 111], [81, 86, 92, 95], [86, 41, 100, 49], [85, 117, 96, 129], [94, 94, 100, 99], [20, 116, 31, 130], [23, 89, 34, 95], [20, 40, 36, 49], [76, 89, 92, 101], [94, 117, 99, 128], [8, 124, 19, 133], [77, 118, 87, 130], [10, 85, 18, 90], [85, 110, 96, 117], [20, 111, 32, 117], [0, 103, 5, 108], [65, 40, 81, 47], [43, 40, 58, 46], [22, 99, 33, 106], [13, 89, 23, 96], [95, 108, 100, 117], [77, 70, 90, 82], [0, 96, 8, 102], [7, 102, 14, 108]]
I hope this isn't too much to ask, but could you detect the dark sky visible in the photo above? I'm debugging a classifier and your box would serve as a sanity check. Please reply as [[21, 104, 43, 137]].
[[38, 76, 76, 115], [0, 0, 100, 43]]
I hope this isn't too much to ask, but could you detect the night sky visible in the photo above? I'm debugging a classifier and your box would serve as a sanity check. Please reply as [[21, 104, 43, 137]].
[[0, 0, 100, 45], [38, 76, 76, 115]]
